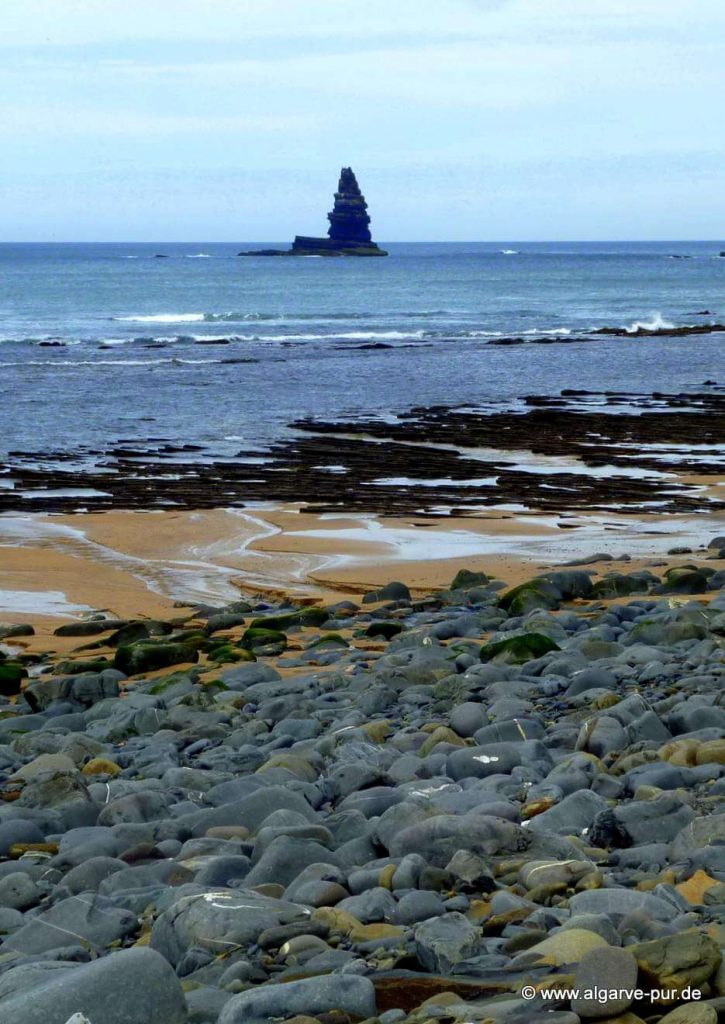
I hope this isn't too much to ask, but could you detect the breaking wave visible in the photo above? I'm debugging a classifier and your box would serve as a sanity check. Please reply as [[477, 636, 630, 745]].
[[623, 313, 675, 333], [522, 327, 572, 336], [5, 315, 720, 352], [112, 310, 453, 324], [113, 313, 207, 323]]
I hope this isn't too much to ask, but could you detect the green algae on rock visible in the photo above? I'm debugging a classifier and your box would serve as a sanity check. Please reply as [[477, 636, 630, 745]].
[[480, 632, 560, 663]]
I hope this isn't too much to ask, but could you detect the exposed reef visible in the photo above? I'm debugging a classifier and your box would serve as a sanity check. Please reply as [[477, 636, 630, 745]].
[[0, 390, 722, 517], [239, 168, 387, 257]]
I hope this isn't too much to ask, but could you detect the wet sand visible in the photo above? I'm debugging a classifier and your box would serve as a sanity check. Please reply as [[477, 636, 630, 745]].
[[1, 389, 721, 645], [1, 502, 722, 661]]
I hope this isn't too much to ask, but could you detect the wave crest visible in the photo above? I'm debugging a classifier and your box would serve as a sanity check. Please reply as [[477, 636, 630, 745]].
[[113, 313, 206, 323], [624, 313, 674, 333]]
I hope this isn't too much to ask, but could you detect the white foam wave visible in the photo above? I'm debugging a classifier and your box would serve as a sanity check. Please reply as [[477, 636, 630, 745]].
[[624, 313, 675, 333], [326, 330, 425, 341], [114, 313, 206, 323], [185, 253, 212, 258], [500, 249, 520, 255], [522, 327, 572, 336], [113, 311, 456, 327], [186, 334, 240, 342], [194, 329, 427, 343], [20, 487, 112, 498]]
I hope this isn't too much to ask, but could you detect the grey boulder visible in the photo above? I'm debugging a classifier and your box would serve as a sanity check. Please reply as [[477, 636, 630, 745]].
[[571, 946, 638, 1019], [151, 888, 309, 966], [0, 947, 187, 1024], [4, 893, 137, 955], [219, 974, 376, 1023], [414, 912, 482, 972]]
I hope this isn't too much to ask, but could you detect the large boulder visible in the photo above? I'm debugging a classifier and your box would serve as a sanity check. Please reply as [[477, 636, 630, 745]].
[[219, 974, 376, 1023], [54, 619, 125, 637], [114, 641, 199, 676], [571, 946, 639, 1018], [389, 814, 527, 866], [498, 579, 562, 615], [659, 567, 709, 595], [414, 912, 481, 972], [362, 581, 411, 604], [4, 894, 137, 955], [480, 632, 560, 664], [446, 742, 524, 781], [151, 888, 309, 966], [0, 948, 187, 1024], [0, 662, 27, 697], [0, 623, 34, 640], [629, 930, 722, 1001]]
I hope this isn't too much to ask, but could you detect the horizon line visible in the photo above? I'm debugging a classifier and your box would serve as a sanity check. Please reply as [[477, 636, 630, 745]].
[[1, 238, 724, 245]]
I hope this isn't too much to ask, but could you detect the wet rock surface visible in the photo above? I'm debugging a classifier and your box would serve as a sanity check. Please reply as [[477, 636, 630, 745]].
[[0, 389, 722, 515], [0, 564, 724, 1023]]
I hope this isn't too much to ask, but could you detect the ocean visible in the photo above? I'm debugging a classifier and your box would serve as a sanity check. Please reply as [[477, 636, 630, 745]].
[[0, 241, 723, 463]]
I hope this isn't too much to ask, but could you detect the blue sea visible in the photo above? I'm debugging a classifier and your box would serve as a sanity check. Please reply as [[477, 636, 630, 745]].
[[0, 241, 723, 462]]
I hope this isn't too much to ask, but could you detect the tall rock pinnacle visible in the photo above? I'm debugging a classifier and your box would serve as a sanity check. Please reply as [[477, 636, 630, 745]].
[[239, 167, 387, 257], [327, 168, 373, 244]]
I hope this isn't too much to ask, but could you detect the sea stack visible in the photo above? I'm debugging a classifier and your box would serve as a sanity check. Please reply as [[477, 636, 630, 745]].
[[240, 167, 387, 257]]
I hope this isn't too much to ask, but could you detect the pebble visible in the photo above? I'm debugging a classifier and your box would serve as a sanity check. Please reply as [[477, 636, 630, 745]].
[[0, 565, 722, 1024]]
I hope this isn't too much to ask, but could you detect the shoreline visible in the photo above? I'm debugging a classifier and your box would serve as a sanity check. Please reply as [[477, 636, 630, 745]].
[[1, 388, 722, 638], [1, 503, 722, 653], [2, 389, 722, 519]]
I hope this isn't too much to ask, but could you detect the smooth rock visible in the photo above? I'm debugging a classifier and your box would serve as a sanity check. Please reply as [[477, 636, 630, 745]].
[[414, 912, 482, 972], [571, 946, 638, 1018], [218, 974, 376, 1023], [0, 947, 188, 1024]]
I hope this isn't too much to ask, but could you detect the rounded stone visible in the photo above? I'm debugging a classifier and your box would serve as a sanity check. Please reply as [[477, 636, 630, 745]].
[[0, 947, 187, 1024], [526, 928, 610, 967], [0, 872, 41, 911], [218, 974, 376, 1023], [657, 1005, 718, 1024], [571, 946, 639, 1018]]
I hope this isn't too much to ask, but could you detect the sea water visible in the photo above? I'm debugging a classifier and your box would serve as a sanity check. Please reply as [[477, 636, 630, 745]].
[[0, 241, 722, 461]]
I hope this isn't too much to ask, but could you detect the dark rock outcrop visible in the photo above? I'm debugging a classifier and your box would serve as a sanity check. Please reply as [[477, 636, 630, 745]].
[[240, 167, 387, 257]]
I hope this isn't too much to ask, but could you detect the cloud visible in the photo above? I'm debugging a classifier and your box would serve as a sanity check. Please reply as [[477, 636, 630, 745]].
[[0, 107, 323, 138], [0, 0, 723, 238]]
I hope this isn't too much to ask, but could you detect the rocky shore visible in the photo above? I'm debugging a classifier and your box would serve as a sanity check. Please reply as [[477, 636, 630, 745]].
[[1, 547, 724, 1024], [1, 389, 722, 516]]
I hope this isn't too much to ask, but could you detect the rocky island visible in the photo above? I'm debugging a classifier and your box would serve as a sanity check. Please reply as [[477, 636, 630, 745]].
[[240, 167, 388, 257]]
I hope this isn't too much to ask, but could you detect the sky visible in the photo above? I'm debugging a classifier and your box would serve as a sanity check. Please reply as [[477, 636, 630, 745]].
[[1, 0, 724, 241]]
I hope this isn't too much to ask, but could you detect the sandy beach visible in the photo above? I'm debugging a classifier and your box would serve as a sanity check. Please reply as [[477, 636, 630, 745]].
[[1, 499, 722, 657], [1, 384, 721, 641]]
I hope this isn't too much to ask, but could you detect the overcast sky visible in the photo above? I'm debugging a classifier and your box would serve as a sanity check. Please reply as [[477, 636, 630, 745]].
[[1, 0, 724, 240]]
